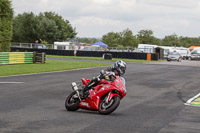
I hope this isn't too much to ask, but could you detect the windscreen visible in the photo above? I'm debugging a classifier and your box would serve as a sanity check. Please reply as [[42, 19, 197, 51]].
[[119, 77, 126, 87]]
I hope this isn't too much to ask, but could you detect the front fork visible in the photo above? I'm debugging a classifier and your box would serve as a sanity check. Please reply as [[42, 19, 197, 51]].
[[75, 90, 82, 101], [105, 92, 119, 103], [105, 92, 111, 104], [72, 82, 82, 101]]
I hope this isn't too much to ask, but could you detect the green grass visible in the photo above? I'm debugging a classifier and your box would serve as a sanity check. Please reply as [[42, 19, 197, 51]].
[[47, 55, 160, 63], [0, 60, 110, 76]]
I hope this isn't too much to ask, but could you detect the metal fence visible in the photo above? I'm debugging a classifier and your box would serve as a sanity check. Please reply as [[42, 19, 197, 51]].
[[11, 42, 54, 49]]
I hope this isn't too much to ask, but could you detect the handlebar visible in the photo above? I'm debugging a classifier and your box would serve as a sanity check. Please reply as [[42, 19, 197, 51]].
[[99, 70, 116, 82]]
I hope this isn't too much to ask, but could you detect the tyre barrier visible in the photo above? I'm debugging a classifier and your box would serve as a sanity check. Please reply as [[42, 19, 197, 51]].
[[0, 52, 33, 65], [11, 47, 159, 61], [103, 53, 112, 60]]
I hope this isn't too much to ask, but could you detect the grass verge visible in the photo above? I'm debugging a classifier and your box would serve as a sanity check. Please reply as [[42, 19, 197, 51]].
[[47, 55, 162, 63], [0, 60, 110, 76]]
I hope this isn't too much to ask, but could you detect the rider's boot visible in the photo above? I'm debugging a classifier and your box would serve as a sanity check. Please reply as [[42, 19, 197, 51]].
[[80, 87, 90, 99], [79, 83, 91, 99], [80, 77, 99, 99]]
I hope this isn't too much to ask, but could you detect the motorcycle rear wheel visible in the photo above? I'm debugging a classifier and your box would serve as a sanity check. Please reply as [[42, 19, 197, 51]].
[[99, 95, 120, 115], [65, 91, 80, 111]]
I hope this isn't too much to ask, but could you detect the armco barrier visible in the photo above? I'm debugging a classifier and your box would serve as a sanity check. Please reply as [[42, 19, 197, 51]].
[[11, 47, 158, 61], [0, 52, 33, 65]]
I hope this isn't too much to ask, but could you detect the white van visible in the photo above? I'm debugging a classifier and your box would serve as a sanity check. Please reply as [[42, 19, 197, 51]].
[[191, 48, 200, 60], [175, 48, 191, 60], [138, 44, 157, 53]]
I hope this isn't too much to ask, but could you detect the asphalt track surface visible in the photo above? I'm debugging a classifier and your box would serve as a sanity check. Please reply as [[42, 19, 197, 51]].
[[1, 59, 200, 133]]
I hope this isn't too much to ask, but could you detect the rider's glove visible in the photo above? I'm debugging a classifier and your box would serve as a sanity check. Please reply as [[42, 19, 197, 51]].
[[105, 75, 109, 80], [92, 77, 100, 82], [104, 72, 115, 80]]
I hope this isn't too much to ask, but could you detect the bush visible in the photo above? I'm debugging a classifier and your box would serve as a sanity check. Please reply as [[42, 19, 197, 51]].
[[0, 0, 13, 52]]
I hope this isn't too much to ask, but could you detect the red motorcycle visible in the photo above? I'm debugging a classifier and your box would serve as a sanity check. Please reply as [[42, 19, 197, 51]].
[[65, 72, 127, 115]]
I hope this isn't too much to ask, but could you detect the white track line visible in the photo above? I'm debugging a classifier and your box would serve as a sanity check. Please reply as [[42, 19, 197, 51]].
[[185, 92, 200, 107], [0, 82, 24, 84]]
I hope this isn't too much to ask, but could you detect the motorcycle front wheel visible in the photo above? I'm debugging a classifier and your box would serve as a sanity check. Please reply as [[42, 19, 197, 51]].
[[65, 91, 80, 111], [98, 95, 120, 115]]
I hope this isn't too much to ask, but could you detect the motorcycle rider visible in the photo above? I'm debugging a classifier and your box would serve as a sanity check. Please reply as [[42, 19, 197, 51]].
[[80, 60, 126, 98]]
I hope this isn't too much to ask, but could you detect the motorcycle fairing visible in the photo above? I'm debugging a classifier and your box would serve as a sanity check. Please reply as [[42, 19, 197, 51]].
[[79, 76, 126, 111], [81, 78, 90, 86]]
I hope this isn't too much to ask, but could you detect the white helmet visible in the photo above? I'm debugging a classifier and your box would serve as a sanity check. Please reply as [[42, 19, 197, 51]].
[[114, 60, 126, 76]]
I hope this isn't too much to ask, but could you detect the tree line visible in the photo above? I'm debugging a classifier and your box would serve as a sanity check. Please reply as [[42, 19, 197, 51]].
[[101, 29, 200, 48]]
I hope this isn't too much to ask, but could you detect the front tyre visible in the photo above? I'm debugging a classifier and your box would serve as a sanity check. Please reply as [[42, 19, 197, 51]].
[[99, 96, 120, 115], [65, 91, 80, 111]]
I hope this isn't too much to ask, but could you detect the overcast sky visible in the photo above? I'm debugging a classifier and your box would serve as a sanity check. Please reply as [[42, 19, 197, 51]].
[[12, 0, 200, 38]]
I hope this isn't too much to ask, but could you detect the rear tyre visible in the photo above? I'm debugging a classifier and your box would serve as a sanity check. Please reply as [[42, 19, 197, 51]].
[[99, 95, 120, 115], [65, 91, 80, 111]]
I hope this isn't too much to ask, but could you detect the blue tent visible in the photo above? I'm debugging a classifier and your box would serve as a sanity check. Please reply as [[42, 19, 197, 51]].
[[92, 41, 108, 47]]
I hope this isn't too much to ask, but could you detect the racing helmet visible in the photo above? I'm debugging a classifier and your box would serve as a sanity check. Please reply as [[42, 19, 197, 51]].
[[114, 60, 126, 76]]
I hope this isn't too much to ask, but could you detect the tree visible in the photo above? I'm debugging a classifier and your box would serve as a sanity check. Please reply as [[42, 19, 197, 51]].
[[37, 13, 58, 43], [0, 0, 13, 52], [102, 29, 140, 48], [12, 11, 77, 43], [102, 32, 121, 47], [179, 36, 200, 47], [119, 29, 139, 48], [151, 37, 161, 46], [137, 29, 160, 45], [42, 12, 77, 42], [12, 12, 39, 43], [161, 34, 180, 46]]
